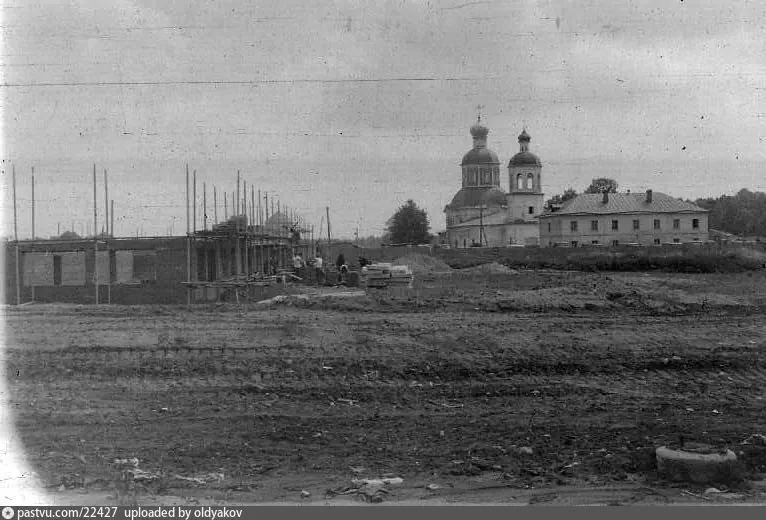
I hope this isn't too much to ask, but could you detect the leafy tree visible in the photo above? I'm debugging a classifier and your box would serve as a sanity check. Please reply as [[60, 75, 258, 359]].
[[545, 188, 578, 210], [694, 189, 766, 237], [386, 200, 432, 244], [584, 178, 619, 194]]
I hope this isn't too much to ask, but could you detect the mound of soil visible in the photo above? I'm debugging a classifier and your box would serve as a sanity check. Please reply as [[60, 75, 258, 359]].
[[458, 262, 518, 275], [392, 253, 452, 275]]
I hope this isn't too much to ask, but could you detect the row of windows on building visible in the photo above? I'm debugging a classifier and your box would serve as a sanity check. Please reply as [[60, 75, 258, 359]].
[[566, 238, 692, 247], [556, 217, 701, 233]]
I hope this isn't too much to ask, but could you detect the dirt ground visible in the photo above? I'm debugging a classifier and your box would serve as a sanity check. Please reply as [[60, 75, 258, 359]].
[[3, 269, 766, 505]]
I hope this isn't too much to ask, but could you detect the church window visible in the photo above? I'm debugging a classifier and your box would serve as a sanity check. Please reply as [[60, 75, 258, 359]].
[[611, 220, 619, 230], [673, 219, 680, 229], [528, 206, 534, 215], [591, 220, 598, 231], [570, 221, 578, 232], [633, 219, 640, 230], [654, 219, 661, 230], [693, 218, 699, 229], [517, 174, 523, 190], [527, 173, 534, 189]]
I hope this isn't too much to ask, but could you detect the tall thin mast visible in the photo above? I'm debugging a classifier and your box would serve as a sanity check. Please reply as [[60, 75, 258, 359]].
[[31, 167, 35, 239], [93, 164, 99, 304], [13, 164, 20, 305]]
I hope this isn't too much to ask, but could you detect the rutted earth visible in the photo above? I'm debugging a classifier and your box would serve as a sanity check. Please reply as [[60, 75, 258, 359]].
[[3, 269, 766, 505]]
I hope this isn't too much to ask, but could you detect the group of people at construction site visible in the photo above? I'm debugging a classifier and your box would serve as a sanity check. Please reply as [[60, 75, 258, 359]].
[[291, 251, 370, 285]]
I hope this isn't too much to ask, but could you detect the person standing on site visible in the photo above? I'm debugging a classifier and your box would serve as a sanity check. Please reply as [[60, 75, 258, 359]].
[[293, 252, 304, 279], [314, 253, 324, 285], [335, 253, 346, 284]]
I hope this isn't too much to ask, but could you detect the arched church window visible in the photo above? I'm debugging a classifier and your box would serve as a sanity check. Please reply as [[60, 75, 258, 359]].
[[517, 174, 523, 190], [527, 173, 534, 190]]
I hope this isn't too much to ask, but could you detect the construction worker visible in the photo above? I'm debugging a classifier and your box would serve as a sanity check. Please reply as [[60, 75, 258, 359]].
[[314, 254, 324, 284], [293, 252, 304, 279]]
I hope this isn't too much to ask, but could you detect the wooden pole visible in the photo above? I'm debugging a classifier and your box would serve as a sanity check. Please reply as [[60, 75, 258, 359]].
[[111, 200, 114, 238], [203, 182, 207, 231], [258, 189, 262, 227], [186, 164, 191, 305], [93, 164, 99, 305], [13, 165, 20, 305], [243, 180, 248, 276], [104, 169, 109, 236], [236, 171, 241, 215], [224, 192, 228, 220], [251, 186, 255, 230], [214, 186, 218, 225], [192, 170, 197, 233], [326, 206, 332, 261], [31, 166, 35, 239]]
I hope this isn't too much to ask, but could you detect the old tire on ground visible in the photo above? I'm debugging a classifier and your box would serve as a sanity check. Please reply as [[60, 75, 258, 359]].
[[656, 446, 741, 485]]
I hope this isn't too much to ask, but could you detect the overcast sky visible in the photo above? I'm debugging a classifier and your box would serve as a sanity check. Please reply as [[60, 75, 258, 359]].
[[2, 0, 765, 239]]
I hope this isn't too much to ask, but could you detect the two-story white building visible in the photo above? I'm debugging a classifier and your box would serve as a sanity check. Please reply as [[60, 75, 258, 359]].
[[538, 190, 709, 247]]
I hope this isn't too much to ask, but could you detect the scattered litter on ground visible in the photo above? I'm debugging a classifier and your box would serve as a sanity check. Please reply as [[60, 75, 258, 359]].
[[171, 473, 224, 485]]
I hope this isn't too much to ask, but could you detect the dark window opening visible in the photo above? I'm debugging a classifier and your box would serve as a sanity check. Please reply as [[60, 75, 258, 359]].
[[654, 219, 661, 230], [633, 219, 640, 230], [591, 220, 598, 231], [611, 220, 619, 230], [673, 219, 680, 229], [693, 218, 699, 229]]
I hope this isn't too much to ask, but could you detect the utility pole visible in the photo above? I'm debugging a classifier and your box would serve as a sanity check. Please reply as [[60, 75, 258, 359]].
[[104, 169, 109, 236], [111, 201, 115, 238], [203, 182, 207, 231], [13, 164, 20, 305], [479, 204, 487, 247], [192, 170, 197, 233], [213, 186, 218, 225], [31, 167, 35, 239], [93, 164, 99, 305], [326, 206, 332, 260], [185, 164, 191, 305]]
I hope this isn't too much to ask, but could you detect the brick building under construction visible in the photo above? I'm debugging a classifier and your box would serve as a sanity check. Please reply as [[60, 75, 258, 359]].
[[3, 213, 312, 305]]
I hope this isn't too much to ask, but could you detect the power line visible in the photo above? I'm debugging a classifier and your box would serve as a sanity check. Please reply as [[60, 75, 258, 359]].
[[0, 76, 491, 88]]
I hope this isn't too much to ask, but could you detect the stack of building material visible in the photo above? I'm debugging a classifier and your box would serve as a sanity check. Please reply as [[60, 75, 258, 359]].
[[361, 263, 413, 288]]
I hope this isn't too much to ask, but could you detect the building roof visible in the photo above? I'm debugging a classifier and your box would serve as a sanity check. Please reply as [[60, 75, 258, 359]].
[[508, 151, 541, 167], [461, 147, 500, 166], [446, 186, 507, 210], [539, 192, 709, 218]]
